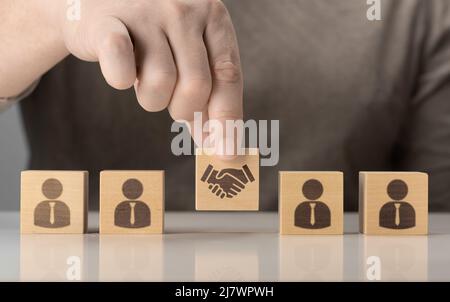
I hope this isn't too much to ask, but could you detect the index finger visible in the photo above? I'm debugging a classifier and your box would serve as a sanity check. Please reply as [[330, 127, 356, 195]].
[[204, 2, 243, 159]]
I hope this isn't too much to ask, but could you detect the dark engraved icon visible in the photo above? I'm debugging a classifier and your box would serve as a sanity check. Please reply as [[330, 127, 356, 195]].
[[379, 179, 416, 229], [114, 179, 151, 228], [34, 178, 71, 228], [295, 179, 331, 229], [201, 164, 255, 199]]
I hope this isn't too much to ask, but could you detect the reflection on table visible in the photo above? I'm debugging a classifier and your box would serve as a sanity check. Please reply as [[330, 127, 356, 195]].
[[194, 235, 260, 281], [99, 235, 163, 281], [362, 236, 428, 281], [279, 236, 343, 281], [13, 212, 441, 282], [20, 234, 85, 281]]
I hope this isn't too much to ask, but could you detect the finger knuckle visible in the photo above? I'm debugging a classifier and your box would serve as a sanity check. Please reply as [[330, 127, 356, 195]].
[[129, 1, 150, 13], [100, 32, 132, 55], [213, 61, 242, 84], [149, 71, 177, 93], [180, 78, 212, 102], [207, 0, 228, 19], [169, 78, 212, 120], [209, 108, 243, 121], [166, 0, 195, 19], [137, 73, 176, 112]]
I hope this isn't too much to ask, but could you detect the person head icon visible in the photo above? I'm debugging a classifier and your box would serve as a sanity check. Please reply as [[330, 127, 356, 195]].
[[379, 179, 416, 229], [42, 178, 63, 200], [114, 178, 151, 228], [295, 179, 331, 229], [387, 179, 408, 201], [302, 179, 323, 201], [34, 178, 71, 228], [122, 178, 144, 200]]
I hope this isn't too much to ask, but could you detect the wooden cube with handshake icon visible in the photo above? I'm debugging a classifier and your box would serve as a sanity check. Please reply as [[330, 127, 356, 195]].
[[195, 148, 260, 211]]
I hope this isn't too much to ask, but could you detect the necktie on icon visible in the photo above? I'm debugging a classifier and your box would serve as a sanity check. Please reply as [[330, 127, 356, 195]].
[[394, 203, 400, 227], [129, 202, 136, 226], [309, 203, 316, 226], [49, 202, 56, 225]]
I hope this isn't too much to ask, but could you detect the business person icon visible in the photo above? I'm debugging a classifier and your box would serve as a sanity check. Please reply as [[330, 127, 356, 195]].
[[379, 179, 416, 229], [34, 178, 70, 228], [114, 179, 151, 228], [295, 179, 331, 229]]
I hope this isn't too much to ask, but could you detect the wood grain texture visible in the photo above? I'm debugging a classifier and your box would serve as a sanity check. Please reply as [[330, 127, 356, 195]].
[[195, 148, 259, 211], [20, 171, 88, 234], [100, 171, 164, 234], [279, 172, 343, 235], [359, 172, 428, 235]]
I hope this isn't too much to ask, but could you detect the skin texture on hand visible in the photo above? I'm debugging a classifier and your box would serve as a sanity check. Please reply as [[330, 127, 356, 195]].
[[0, 0, 69, 97], [61, 0, 244, 155], [0, 0, 243, 156]]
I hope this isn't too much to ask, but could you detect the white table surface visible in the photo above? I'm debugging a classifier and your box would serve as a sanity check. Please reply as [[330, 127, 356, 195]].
[[0, 211, 449, 282]]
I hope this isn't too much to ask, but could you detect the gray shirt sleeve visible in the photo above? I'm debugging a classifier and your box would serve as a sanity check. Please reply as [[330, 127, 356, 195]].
[[396, 0, 450, 210], [0, 80, 40, 112]]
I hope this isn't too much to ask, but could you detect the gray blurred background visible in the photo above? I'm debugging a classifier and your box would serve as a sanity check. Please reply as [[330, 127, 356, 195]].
[[0, 105, 28, 210]]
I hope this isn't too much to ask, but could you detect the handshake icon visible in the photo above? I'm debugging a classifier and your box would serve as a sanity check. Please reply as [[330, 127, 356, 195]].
[[200, 164, 255, 199]]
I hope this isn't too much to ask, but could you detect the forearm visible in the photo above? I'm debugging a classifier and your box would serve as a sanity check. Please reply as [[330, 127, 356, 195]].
[[0, 0, 69, 98]]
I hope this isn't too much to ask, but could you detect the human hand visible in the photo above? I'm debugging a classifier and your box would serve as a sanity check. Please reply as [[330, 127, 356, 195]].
[[54, 0, 243, 152], [201, 164, 255, 198]]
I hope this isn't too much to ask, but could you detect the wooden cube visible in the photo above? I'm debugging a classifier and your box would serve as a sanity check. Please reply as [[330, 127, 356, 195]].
[[359, 172, 428, 235], [20, 171, 88, 234], [195, 148, 259, 211], [279, 172, 343, 235], [100, 171, 164, 234]]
